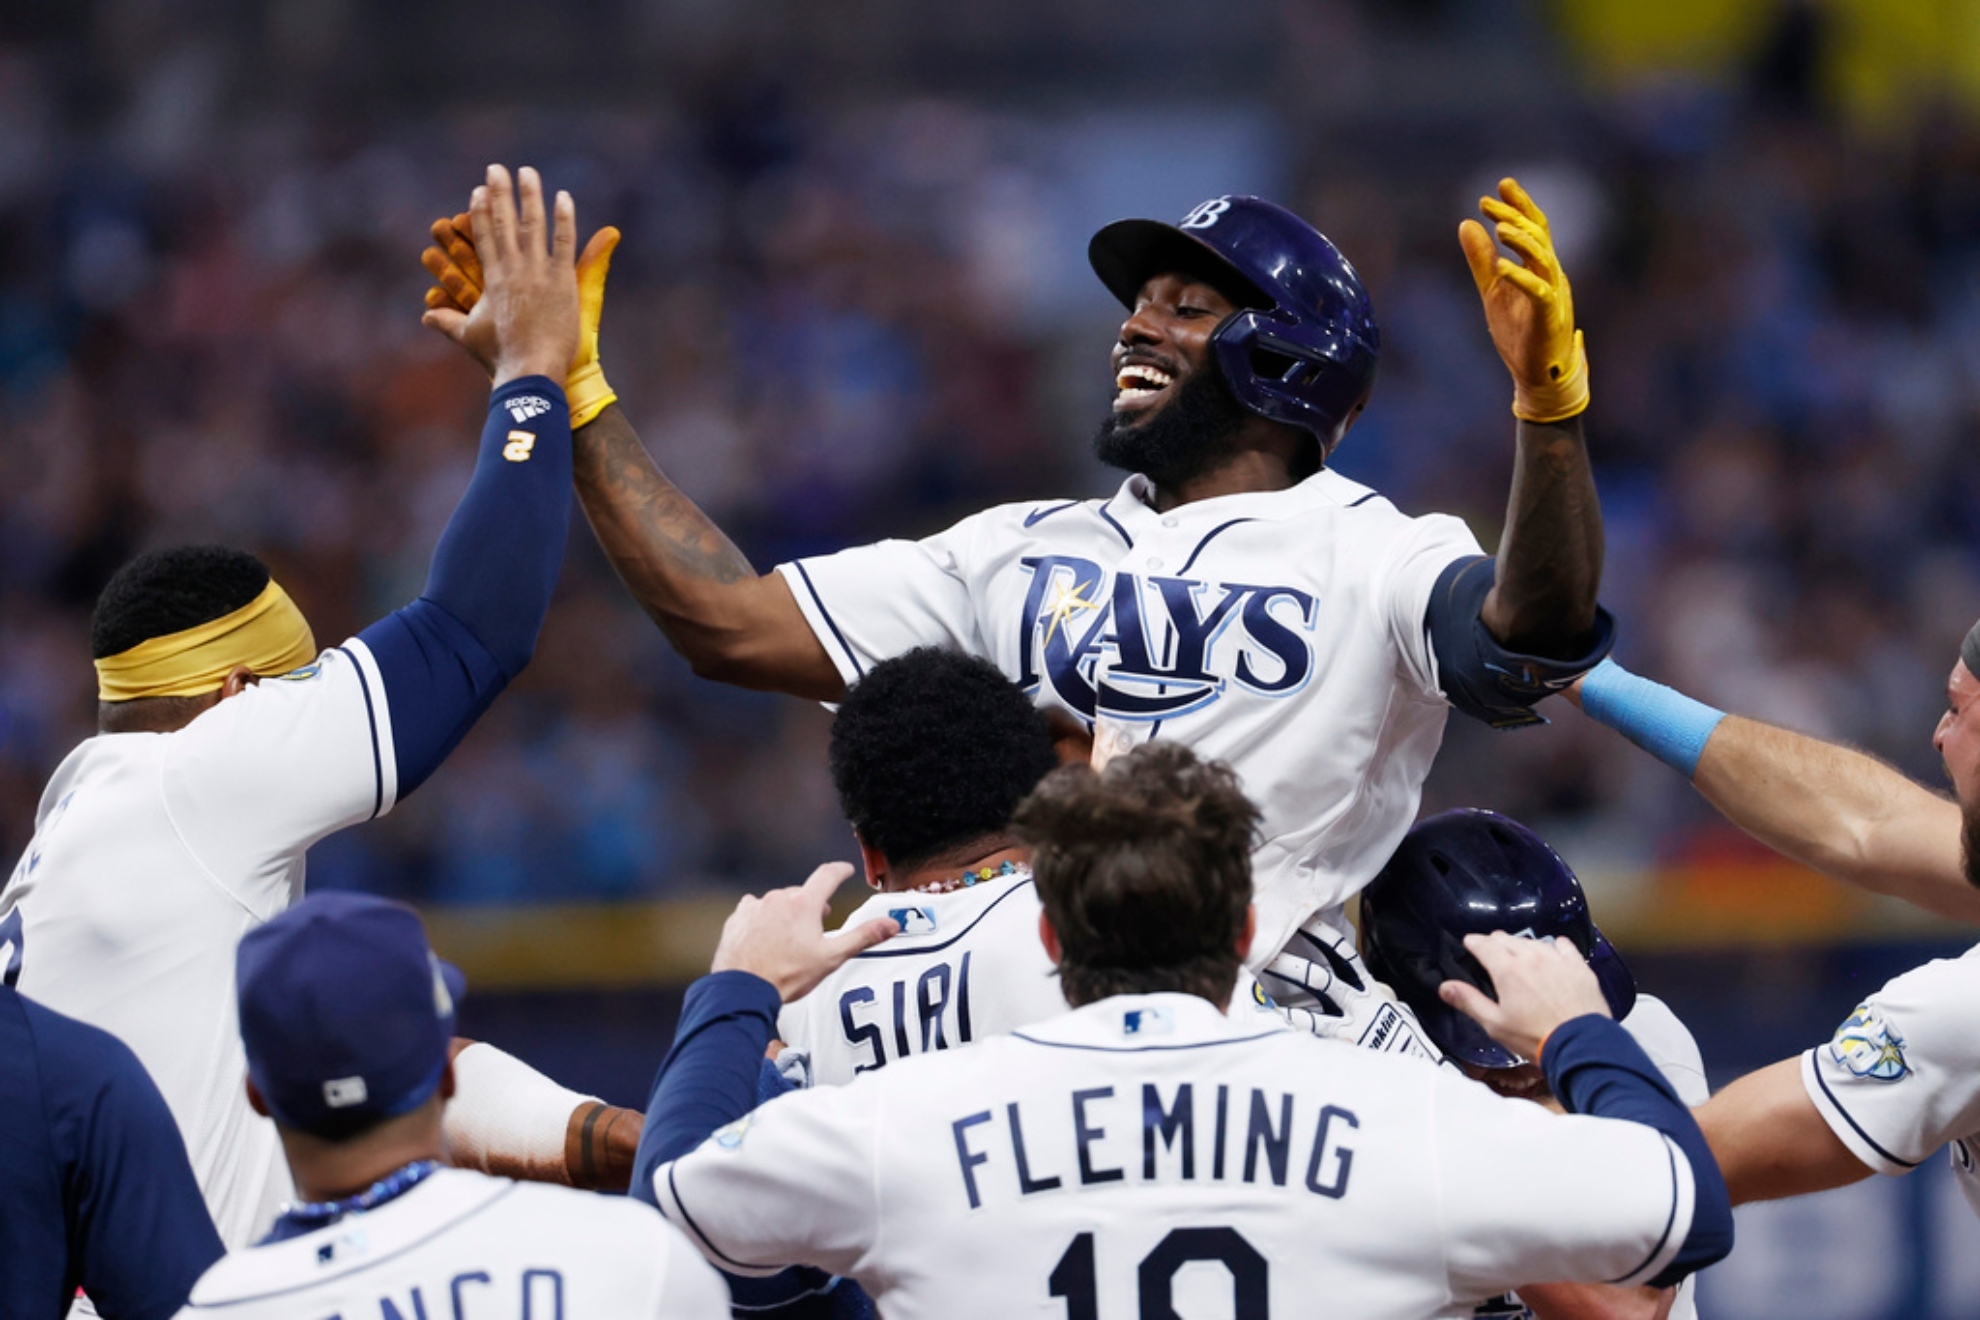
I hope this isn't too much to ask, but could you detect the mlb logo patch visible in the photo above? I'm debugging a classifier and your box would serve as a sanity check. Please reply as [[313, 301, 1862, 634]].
[[323, 1075, 369, 1108], [888, 906, 938, 935], [315, 1228, 368, 1267], [1123, 1007, 1173, 1037]]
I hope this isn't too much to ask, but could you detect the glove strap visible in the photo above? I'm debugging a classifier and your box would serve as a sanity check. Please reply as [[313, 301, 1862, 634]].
[[1512, 328, 1589, 424], [565, 360, 618, 430]]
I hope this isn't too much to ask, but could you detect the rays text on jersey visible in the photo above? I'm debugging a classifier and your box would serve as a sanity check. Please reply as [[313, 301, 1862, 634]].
[[1016, 557, 1318, 720]]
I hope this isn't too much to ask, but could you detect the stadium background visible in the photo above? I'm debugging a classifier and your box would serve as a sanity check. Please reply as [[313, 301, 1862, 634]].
[[4, 0, 1980, 1312]]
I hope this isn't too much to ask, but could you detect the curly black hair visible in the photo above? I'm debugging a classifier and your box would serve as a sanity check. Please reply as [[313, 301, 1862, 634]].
[[828, 647, 1060, 871], [91, 545, 271, 660]]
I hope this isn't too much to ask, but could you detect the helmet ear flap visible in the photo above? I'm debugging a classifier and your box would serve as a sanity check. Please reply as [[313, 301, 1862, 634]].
[[1211, 310, 1374, 460]]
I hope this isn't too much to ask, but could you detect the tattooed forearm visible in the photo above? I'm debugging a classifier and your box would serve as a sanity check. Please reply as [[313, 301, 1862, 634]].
[[1483, 415, 1602, 657], [575, 405, 754, 588], [570, 403, 842, 697]]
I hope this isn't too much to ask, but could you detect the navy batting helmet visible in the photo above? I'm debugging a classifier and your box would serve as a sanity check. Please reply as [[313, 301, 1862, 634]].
[[1359, 809, 1636, 1069], [1088, 195, 1379, 458]]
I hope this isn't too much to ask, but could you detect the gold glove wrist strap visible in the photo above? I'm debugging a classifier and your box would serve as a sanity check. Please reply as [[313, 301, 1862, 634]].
[[1512, 329, 1589, 424], [565, 360, 617, 430]]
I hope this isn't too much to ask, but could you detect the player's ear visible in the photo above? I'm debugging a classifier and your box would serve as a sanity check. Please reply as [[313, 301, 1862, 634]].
[[856, 834, 888, 891], [1235, 905, 1257, 963], [1038, 911, 1063, 965], [219, 665, 261, 700], [244, 1077, 269, 1118]]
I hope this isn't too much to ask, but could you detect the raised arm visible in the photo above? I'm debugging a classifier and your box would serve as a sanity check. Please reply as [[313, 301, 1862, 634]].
[[573, 405, 841, 698], [1463, 179, 1603, 658], [1574, 659, 1977, 921], [421, 213, 842, 700]]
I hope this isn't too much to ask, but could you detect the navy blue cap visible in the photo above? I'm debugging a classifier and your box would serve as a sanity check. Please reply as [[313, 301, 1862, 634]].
[[236, 892, 466, 1139]]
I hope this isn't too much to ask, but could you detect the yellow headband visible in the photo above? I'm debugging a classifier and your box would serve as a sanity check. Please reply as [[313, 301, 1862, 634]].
[[95, 579, 318, 702]]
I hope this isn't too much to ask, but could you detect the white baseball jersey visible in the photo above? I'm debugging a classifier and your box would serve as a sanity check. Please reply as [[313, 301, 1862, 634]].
[[1802, 942, 1980, 1216], [179, 1168, 728, 1319], [656, 992, 1698, 1320], [778, 471, 1483, 966], [780, 874, 1285, 1085], [1475, 995, 1708, 1320], [1623, 995, 1709, 1108], [0, 642, 396, 1248]]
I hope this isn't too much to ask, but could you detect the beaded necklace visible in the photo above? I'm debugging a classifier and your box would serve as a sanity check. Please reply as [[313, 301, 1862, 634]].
[[268, 1159, 442, 1241], [906, 858, 1029, 896]]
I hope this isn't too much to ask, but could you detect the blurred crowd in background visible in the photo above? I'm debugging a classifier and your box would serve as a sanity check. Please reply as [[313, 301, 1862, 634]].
[[8, 0, 1980, 911]]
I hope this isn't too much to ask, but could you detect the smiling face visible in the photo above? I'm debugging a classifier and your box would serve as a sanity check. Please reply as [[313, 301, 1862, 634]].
[[1108, 273, 1235, 424], [1093, 274, 1255, 490]]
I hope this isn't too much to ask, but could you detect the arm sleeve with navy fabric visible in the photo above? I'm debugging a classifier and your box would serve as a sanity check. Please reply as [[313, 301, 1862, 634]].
[[30, 996, 223, 1320], [358, 377, 573, 795], [1543, 1014, 1734, 1287], [633, 970, 783, 1207], [1427, 555, 1615, 730]]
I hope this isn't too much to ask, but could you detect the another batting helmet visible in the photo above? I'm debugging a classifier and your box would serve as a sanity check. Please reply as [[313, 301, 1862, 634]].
[[1088, 196, 1379, 458], [1359, 809, 1636, 1068]]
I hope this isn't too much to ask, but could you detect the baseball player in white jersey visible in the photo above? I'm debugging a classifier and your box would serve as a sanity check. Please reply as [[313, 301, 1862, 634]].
[[1358, 809, 1711, 1320], [420, 180, 1613, 1042], [178, 891, 727, 1320], [776, 645, 1281, 1086], [1557, 619, 1980, 1210], [1, 167, 632, 1251], [632, 745, 1732, 1320]]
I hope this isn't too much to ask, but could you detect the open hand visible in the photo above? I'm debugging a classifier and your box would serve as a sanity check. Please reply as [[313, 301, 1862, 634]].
[[709, 862, 900, 1002], [419, 165, 580, 388], [1438, 931, 1609, 1062], [423, 210, 619, 385], [1458, 178, 1588, 424]]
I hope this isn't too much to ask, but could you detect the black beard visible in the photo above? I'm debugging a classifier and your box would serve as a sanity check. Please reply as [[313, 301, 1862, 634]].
[[1963, 800, 1980, 889], [1093, 363, 1251, 491]]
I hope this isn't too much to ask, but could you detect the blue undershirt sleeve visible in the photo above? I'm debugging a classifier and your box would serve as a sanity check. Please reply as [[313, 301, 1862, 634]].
[[637, 975, 878, 1319], [357, 378, 573, 796], [633, 970, 782, 1207], [1425, 555, 1616, 730], [1541, 1014, 1734, 1288], [34, 1001, 224, 1319]]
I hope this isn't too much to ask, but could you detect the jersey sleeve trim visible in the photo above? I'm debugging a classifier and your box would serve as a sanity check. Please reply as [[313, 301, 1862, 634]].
[[1607, 1135, 1692, 1288], [1800, 1049, 1919, 1173], [778, 561, 866, 684], [335, 639, 398, 818], [658, 1165, 785, 1277]]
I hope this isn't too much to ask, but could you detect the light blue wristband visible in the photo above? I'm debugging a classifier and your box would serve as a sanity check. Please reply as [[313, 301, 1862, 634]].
[[1577, 658, 1727, 778]]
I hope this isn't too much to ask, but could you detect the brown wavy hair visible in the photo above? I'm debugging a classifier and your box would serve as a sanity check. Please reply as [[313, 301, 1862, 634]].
[[1012, 742, 1259, 1007]]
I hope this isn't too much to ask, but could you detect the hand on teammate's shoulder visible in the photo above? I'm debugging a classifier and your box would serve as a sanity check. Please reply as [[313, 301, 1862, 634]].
[[710, 862, 900, 1002]]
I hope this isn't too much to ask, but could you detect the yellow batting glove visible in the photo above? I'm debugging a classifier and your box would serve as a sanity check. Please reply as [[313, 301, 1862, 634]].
[[421, 213, 481, 315], [564, 226, 620, 429], [420, 213, 620, 429], [1457, 178, 1589, 424]]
